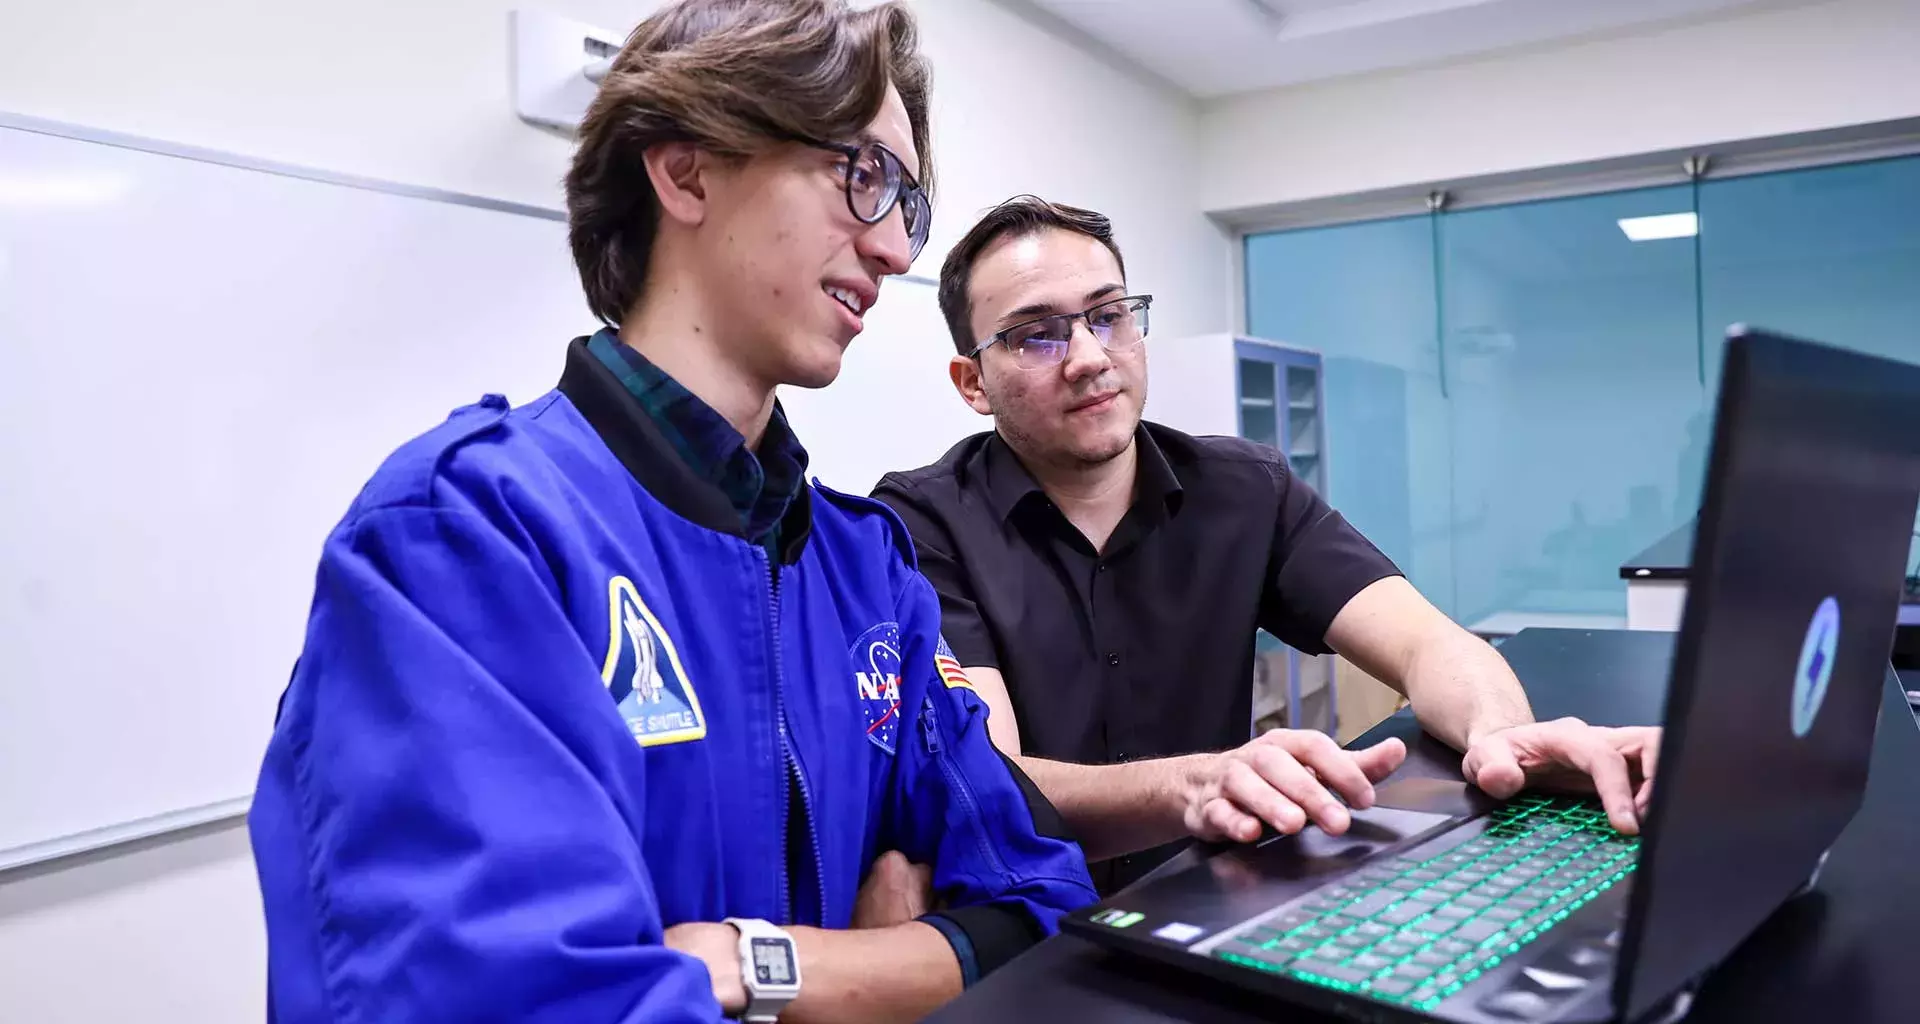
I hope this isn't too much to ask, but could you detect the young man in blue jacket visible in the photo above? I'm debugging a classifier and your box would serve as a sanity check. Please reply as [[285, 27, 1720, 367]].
[[248, 2, 1096, 1021]]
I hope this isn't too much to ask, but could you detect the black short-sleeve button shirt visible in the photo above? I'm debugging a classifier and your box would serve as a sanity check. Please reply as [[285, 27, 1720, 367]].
[[873, 422, 1401, 893]]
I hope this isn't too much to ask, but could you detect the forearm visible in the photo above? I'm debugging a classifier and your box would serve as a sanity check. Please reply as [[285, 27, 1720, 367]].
[[1398, 626, 1534, 751], [783, 921, 962, 1024], [1018, 753, 1206, 863]]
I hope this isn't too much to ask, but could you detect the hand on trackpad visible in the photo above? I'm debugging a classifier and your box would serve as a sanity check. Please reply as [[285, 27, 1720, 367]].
[[1265, 805, 1456, 859]]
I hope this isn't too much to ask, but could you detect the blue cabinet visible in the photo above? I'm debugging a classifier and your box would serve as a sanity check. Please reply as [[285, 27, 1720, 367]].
[[1235, 340, 1334, 736], [1235, 340, 1327, 497]]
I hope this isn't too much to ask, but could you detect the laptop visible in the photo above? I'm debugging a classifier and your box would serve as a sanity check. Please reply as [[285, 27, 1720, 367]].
[[1063, 326, 1920, 1023]]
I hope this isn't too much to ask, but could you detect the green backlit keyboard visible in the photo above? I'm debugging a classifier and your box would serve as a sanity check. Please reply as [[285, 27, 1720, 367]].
[[1208, 795, 1639, 1012]]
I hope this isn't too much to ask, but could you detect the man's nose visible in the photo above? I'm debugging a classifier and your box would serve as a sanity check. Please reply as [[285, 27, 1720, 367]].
[[1060, 320, 1112, 382], [855, 206, 914, 277]]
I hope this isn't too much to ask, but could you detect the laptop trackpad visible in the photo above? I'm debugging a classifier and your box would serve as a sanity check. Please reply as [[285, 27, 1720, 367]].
[[1252, 805, 1458, 870]]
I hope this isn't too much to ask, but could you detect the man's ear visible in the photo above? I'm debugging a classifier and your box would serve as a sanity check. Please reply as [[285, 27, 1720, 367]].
[[950, 355, 993, 416], [642, 141, 710, 227]]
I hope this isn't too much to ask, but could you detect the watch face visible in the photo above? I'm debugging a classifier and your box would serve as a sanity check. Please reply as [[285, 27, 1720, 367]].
[[751, 936, 795, 987]]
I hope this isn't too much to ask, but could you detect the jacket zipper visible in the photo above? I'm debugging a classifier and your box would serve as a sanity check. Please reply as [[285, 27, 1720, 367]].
[[764, 551, 826, 926], [921, 701, 1012, 882]]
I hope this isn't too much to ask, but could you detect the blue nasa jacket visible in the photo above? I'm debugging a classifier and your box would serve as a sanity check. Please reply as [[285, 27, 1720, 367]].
[[249, 337, 1097, 1022]]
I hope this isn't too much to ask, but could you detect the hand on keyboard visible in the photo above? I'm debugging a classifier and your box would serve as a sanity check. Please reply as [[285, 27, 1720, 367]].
[[1461, 719, 1660, 835]]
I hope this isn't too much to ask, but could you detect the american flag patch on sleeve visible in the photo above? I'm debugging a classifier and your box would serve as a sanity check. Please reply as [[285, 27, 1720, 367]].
[[934, 637, 975, 692]]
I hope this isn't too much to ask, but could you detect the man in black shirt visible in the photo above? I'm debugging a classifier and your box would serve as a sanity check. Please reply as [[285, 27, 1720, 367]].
[[872, 196, 1659, 895]]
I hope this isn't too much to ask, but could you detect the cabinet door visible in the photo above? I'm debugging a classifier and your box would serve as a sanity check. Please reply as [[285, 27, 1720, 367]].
[[1236, 354, 1280, 449], [1279, 351, 1326, 495]]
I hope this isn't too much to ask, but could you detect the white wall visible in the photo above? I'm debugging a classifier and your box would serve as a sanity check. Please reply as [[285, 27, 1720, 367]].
[[1199, 0, 1920, 213], [0, 2, 1223, 1021]]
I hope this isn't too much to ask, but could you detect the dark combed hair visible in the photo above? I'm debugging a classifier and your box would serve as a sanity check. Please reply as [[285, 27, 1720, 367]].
[[936, 195, 1126, 355], [565, 0, 934, 326]]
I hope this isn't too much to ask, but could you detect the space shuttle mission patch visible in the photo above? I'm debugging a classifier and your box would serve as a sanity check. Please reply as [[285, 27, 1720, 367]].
[[851, 622, 904, 754], [601, 576, 706, 746]]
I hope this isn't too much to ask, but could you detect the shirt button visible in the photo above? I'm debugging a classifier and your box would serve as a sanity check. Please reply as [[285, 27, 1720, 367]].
[[1096, 562, 1107, 573], [1106, 652, 1121, 667]]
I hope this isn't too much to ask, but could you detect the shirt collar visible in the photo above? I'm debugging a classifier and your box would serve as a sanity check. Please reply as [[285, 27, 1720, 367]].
[[578, 328, 810, 553], [980, 424, 1184, 525]]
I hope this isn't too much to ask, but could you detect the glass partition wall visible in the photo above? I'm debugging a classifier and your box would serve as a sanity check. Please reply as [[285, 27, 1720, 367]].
[[1245, 154, 1920, 629]]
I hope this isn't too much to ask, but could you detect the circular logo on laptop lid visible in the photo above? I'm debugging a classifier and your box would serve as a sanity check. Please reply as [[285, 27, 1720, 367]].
[[1791, 596, 1841, 738]]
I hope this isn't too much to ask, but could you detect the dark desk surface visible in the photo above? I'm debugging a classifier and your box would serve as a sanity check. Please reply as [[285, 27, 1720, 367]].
[[930, 628, 1920, 1024]]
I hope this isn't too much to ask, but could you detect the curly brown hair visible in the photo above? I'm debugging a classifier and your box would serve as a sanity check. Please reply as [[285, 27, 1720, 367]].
[[565, 0, 934, 326]]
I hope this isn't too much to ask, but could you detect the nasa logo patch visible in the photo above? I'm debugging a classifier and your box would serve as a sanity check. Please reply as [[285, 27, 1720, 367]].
[[601, 576, 707, 747], [851, 622, 904, 754]]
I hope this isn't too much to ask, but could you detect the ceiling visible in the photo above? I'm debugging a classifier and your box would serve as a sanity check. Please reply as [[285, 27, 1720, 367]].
[[1022, 0, 1814, 98]]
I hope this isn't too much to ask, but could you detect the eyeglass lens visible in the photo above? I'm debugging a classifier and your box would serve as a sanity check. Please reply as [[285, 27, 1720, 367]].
[[845, 143, 929, 260], [1007, 297, 1150, 367]]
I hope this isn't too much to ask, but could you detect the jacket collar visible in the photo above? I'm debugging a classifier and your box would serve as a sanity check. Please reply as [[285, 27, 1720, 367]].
[[557, 336, 814, 563]]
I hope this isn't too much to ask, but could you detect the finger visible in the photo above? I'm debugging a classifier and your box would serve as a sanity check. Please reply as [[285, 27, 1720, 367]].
[[1200, 793, 1267, 844], [1278, 730, 1378, 810], [1350, 738, 1408, 785], [1221, 759, 1313, 836], [1566, 737, 1639, 835], [1244, 746, 1350, 835], [872, 849, 911, 884], [1637, 729, 1660, 788], [1633, 734, 1659, 818], [1463, 733, 1526, 799]]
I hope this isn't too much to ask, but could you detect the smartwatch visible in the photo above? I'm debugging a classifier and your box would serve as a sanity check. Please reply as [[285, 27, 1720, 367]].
[[724, 917, 801, 1022]]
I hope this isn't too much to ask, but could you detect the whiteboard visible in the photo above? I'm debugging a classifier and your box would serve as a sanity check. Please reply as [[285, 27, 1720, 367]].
[[0, 115, 978, 868], [0, 117, 575, 866]]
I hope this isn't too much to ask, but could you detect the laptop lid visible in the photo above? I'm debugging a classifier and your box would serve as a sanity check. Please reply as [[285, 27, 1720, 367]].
[[1616, 327, 1920, 1020]]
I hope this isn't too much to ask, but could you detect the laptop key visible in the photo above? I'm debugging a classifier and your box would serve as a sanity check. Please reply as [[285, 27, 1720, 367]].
[[1455, 919, 1506, 944], [1370, 977, 1416, 997], [1380, 901, 1430, 925], [1483, 907, 1525, 923], [1340, 889, 1402, 920], [1355, 922, 1395, 939], [1435, 905, 1475, 921], [1409, 986, 1440, 1004], [1430, 880, 1470, 896], [1292, 959, 1373, 986], [1453, 894, 1493, 911], [1351, 954, 1392, 972], [1413, 950, 1453, 967], [1376, 941, 1417, 959], [1435, 939, 1474, 958]]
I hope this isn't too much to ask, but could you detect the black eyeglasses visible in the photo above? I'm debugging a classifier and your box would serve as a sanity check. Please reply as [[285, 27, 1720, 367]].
[[970, 294, 1153, 368], [800, 138, 932, 263]]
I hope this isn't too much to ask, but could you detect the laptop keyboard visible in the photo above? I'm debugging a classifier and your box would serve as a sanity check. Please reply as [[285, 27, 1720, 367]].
[[1209, 795, 1638, 1012]]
